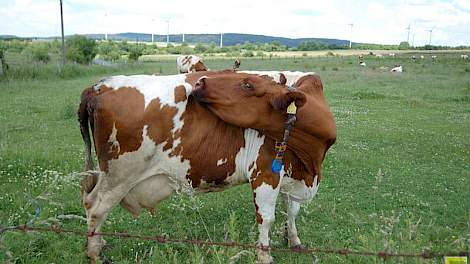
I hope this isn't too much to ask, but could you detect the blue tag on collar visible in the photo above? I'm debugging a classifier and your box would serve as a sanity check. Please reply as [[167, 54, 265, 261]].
[[271, 159, 283, 174]]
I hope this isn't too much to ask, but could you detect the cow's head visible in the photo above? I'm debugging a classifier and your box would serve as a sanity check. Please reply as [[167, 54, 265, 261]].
[[191, 60, 208, 72], [191, 72, 306, 130]]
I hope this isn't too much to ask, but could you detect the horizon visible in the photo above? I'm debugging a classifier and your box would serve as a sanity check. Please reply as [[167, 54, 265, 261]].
[[1, 0, 470, 47]]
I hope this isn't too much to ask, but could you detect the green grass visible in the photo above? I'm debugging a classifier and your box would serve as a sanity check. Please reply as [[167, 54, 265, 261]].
[[1, 52, 469, 263]]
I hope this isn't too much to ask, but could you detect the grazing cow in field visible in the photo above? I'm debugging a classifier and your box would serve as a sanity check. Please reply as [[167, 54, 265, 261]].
[[233, 58, 241, 70], [411, 55, 417, 62], [461, 54, 469, 61], [79, 70, 336, 263], [359, 61, 366, 67], [420, 55, 425, 59], [375, 54, 383, 58], [431, 55, 437, 61], [389, 53, 396, 57], [176, 55, 208, 73], [390, 65, 403, 72]]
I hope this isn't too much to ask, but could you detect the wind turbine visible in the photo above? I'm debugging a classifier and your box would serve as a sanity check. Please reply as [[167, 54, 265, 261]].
[[405, 24, 411, 43], [166, 20, 170, 46], [220, 33, 223, 48], [426, 26, 435, 45], [348, 23, 354, 48]]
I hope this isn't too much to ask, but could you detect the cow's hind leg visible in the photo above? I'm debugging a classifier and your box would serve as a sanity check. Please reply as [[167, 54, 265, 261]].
[[84, 179, 130, 263], [283, 194, 303, 249], [252, 172, 282, 264]]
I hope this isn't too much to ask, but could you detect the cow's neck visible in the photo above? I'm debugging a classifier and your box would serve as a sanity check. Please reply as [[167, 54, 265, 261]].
[[176, 98, 266, 188]]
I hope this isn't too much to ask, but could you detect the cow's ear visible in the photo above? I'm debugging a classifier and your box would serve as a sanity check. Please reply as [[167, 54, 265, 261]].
[[271, 91, 306, 110], [278, 73, 287, 85], [195, 76, 207, 89]]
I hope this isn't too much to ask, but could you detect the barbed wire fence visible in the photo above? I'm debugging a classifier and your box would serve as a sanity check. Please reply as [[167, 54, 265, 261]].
[[1, 224, 469, 262]]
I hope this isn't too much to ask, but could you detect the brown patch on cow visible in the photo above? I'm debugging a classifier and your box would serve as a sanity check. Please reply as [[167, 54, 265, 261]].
[[93, 87, 145, 171], [144, 98, 178, 151], [176, 97, 245, 187], [182, 55, 192, 66], [174, 85, 188, 103], [190, 61, 208, 72], [93, 84, 113, 95], [254, 197, 263, 224], [250, 140, 279, 190]]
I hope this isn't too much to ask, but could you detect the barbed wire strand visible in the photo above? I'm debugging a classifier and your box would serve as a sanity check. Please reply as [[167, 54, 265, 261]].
[[1, 225, 469, 260]]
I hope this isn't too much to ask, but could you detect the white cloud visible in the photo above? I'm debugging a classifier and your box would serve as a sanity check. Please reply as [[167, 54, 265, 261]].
[[0, 0, 469, 46]]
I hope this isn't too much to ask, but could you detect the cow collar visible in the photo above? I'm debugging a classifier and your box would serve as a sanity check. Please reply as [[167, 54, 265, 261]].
[[271, 85, 298, 175]]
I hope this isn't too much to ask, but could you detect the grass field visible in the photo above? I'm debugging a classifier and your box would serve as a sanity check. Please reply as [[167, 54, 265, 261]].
[[0, 52, 469, 263]]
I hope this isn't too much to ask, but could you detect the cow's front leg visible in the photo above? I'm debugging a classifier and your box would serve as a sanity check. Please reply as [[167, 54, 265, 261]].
[[283, 194, 303, 248], [251, 171, 282, 264]]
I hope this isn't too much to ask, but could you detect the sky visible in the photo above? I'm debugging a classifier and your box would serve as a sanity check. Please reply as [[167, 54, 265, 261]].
[[1, 0, 470, 46]]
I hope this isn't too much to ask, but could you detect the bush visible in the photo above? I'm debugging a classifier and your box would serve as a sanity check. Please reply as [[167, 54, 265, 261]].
[[242, 51, 254, 57], [22, 44, 51, 63], [128, 45, 144, 61], [194, 43, 207, 53], [66, 35, 97, 64]]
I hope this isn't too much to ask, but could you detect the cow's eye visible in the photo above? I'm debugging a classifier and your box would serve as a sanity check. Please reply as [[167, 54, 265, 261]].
[[241, 82, 253, 90]]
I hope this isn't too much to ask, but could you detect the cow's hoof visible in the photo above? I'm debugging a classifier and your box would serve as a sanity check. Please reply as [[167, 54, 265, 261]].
[[102, 243, 113, 251], [290, 244, 305, 251], [257, 252, 273, 264]]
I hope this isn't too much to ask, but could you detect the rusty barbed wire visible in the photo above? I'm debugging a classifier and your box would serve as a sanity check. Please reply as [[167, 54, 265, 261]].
[[1, 224, 469, 260]]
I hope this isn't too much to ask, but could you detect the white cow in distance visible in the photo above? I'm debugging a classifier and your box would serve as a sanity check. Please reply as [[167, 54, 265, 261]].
[[461, 54, 469, 61], [390, 65, 403, 73], [176, 55, 208, 73]]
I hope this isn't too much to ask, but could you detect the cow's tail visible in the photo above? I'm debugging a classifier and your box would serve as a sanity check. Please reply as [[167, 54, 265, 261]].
[[78, 87, 98, 194]]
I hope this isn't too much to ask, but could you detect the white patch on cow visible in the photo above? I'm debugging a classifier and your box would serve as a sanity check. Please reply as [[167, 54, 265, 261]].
[[254, 181, 281, 251], [227, 129, 265, 184], [96, 74, 192, 108], [107, 122, 120, 153], [240, 71, 315, 86], [171, 82, 192, 136], [217, 158, 227, 166], [280, 174, 320, 203], [105, 126, 192, 197]]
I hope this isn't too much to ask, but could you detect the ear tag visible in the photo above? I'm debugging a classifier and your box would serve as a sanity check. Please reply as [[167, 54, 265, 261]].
[[286, 102, 297, 114], [271, 159, 283, 174]]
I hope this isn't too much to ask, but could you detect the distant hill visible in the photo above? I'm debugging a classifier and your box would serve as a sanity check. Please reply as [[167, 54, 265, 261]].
[[84, 33, 350, 47], [0, 33, 349, 47]]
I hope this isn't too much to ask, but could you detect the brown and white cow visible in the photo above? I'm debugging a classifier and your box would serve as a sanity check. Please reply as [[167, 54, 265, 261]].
[[176, 55, 208, 73], [79, 70, 336, 263]]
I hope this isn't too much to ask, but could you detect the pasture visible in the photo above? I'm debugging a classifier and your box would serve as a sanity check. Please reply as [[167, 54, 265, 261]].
[[0, 52, 469, 263]]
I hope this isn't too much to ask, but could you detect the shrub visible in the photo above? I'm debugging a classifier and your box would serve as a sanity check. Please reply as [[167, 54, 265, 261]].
[[242, 51, 254, 57], [22, 44, 51, 63], [194, 43, 207, 53], [128, 45, 144, 61], [66, 35, 97, 64], [326, 51, 335, 56]]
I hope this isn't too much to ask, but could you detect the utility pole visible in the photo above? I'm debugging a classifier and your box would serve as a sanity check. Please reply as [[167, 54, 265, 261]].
[[406, 24, 411, 43], [59, 0, 66, 69], [348, 23, 353, 48], [412, 33, 415, 47], [220, 33, 223, 47], [182, 33, 185, 43]]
